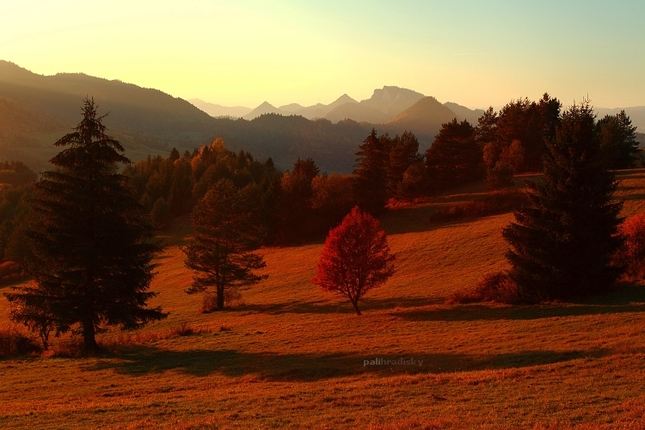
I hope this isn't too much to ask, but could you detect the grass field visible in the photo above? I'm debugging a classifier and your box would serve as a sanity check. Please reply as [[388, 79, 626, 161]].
[[3, 170, 645, 429]]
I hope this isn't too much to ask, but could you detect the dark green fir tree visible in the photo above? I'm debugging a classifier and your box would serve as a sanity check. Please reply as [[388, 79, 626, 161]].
[[5, 98, 167, 351], [183, 179, 267, 311], [353, 129, 390, 215], [502, 101, 624, 302]]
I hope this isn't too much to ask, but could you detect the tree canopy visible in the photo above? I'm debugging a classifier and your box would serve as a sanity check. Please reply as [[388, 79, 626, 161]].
[[313, 206, 395, 315]]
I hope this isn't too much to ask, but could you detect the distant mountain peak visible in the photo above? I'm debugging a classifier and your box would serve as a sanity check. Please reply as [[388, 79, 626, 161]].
[[359, 86, 426, 118], [257, 101, 276, 109], [243, 101, 284, 120], [369, 86, 425, 102]]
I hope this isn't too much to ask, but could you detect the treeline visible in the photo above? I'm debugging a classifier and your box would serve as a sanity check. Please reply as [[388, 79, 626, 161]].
[[0, 93, 640, 255], [111, 93, 643, 245], [122, 138, 357, 245], [0, 161, 36, 264]]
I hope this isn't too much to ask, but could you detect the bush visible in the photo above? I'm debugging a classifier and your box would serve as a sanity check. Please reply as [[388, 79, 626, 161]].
[[450, 271, 519, 304], [429, 189, 529, 224], [0, 329, 42, 357], [199, 288, 245, 313], [150, 197, 172, 230], [200, 294, 219, 313], [615, 213, 645, 280], [486, 162, 514, 190], [0, 261, 26, 285]]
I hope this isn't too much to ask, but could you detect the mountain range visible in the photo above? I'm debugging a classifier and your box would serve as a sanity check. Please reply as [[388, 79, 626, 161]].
[[189, 86, 485, 126], [1, 60, 643, 173]]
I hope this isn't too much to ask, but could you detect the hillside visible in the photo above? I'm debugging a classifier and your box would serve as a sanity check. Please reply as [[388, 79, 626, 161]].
[[3, 171, 645, 428], [0, 62, 371, 173], [324, 101, 389, 124], [294, 94, 358, 119], [385, 96, 459, 145], [242, 101, 285, 120], [1, 62, 495, 173], [597, 106, 645, 131], [0, 61, 216, 170], [187, 99, 252, 118], [360, 86, 426, 117], [444, 101, 485, 125]]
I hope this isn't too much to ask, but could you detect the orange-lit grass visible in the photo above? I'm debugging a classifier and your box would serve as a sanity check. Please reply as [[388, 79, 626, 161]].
[[2, 171, 645, 428]]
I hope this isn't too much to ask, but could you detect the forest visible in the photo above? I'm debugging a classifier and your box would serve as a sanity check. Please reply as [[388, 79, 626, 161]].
[[0, 92, 639, 322]]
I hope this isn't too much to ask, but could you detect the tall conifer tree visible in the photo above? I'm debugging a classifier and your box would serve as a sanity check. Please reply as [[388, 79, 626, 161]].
[[5, 99, 166, 350], [502, 101, 623, 301], [353, 129, 389, 215], [183, 179, 267, 311]]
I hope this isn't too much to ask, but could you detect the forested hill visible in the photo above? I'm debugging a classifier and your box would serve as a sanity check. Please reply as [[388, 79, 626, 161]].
[[0, 62, 374, 172], [0, 61, 217, 170], [0, 62, 450, 173]]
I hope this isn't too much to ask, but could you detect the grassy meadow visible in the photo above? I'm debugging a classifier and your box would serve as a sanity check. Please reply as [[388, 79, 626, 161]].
[[3, 170, 645, 428]]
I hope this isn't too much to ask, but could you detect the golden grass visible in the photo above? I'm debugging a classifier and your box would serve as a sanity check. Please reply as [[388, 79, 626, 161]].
[[3, 171, 645, 428]]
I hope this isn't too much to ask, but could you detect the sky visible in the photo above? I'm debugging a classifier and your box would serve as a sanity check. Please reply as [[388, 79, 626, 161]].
[[1, 0, 644, 110]]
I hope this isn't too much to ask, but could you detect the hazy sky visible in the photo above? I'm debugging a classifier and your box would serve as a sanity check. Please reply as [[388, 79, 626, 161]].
[[2, 0, 644, 109]]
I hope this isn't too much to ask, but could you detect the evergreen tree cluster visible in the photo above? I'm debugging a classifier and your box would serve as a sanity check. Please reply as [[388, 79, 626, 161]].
[[503, 101, 625, 301], [123, 141, 357, 245], [353, 130, 425, 214]]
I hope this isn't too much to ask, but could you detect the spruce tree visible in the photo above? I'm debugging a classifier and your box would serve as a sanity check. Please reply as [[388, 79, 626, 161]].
[[387, 131, 421, 199], [502, 101, 623, 302], [597, 110, 639, 169], [353, 129, 389, 215], [425, 119, 483, 191], [4, 99, 166, 350], [183, 179, 267, 310]]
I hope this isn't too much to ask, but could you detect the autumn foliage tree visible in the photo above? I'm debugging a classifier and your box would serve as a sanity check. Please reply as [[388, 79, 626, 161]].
[[313, 206, 395, 315], [615, 213, 645, 280]]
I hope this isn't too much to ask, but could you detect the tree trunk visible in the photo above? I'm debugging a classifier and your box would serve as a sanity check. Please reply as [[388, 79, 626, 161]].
[[217, 285, 225, 310], [82, 320, 99, 352], [351, 299, 362, 316]]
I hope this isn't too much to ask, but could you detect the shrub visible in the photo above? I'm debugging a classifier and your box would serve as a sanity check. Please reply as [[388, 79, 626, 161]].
[[615, 213, 645, 280], [200, 294, 219, 313], [0, 261, 25, 285], [450, 271, 519, 304], [199, 288, 245, 313], [168, 322, 194, 337], [429, 189, 529, 224], [0, 329, 42, 357], [486, 162, 514, 190]]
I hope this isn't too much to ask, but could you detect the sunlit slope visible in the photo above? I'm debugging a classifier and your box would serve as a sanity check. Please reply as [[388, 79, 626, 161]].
[[2, 170, 645, 428]]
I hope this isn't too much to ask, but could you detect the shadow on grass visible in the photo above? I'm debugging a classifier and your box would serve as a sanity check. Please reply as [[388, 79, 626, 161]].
[[83, 346, 611, 381], [233, 296, 444, 315], [394, 284, 645, 322], [617, 193, 645, 201]]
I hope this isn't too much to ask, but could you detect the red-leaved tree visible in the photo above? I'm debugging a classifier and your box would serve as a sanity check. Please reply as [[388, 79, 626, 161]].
[[313, 206, 395, 315], [616, 213, 645, 280]]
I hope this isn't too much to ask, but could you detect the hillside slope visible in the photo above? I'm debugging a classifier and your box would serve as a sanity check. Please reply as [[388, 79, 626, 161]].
[[386, 96, 459, 145], [0, 61, 217, 169], [3, 171, 645, 428]]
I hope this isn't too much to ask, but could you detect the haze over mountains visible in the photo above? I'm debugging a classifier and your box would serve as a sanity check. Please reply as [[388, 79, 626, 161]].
[[1, 60, 643, 173], [189, 86, 485, 126]]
